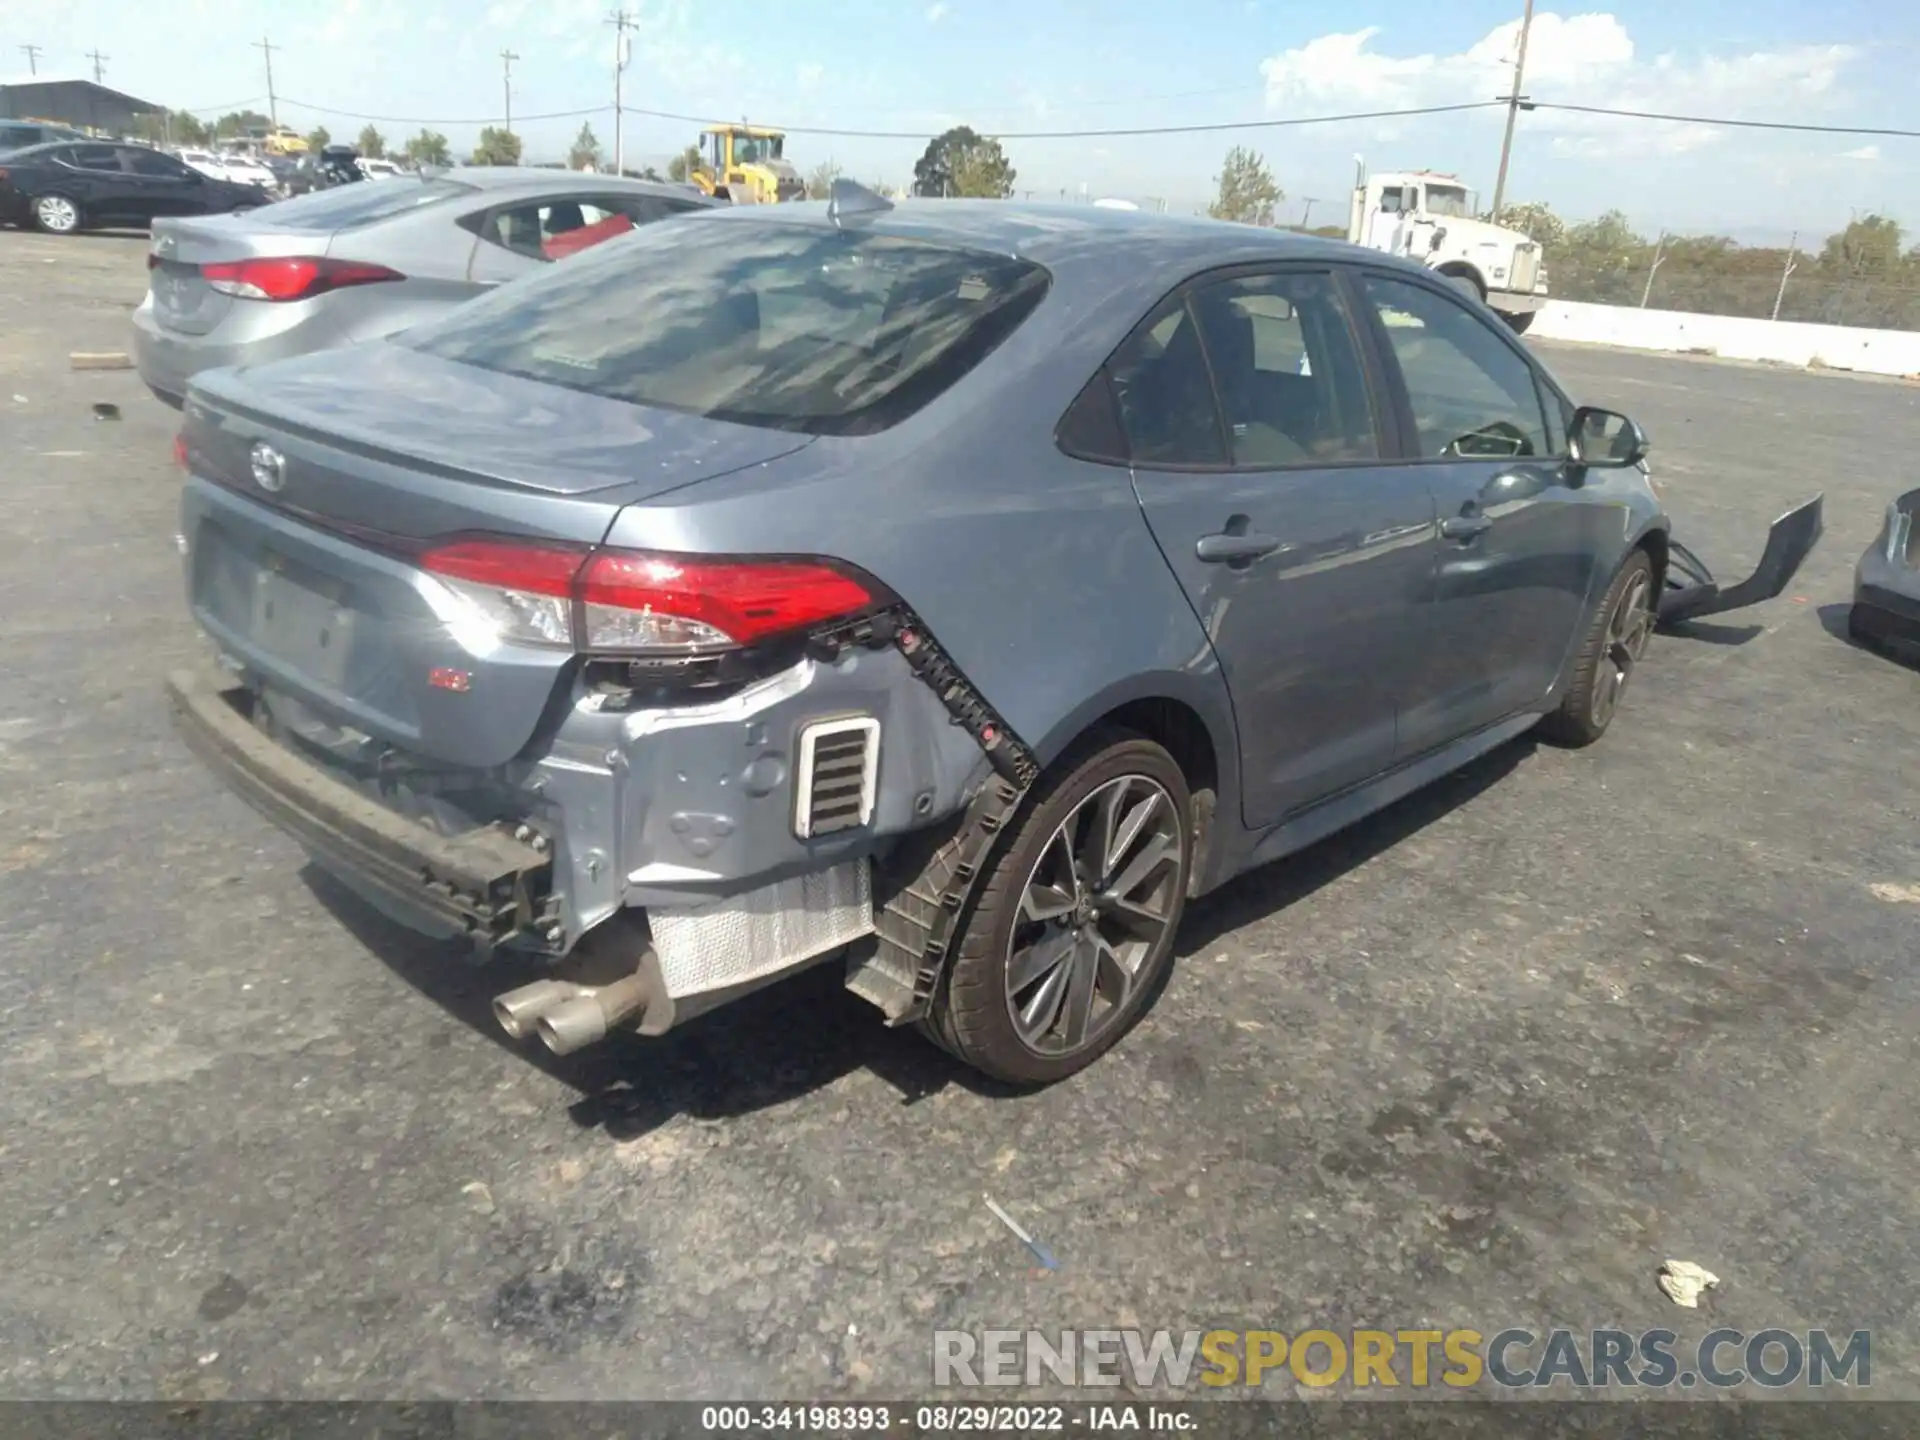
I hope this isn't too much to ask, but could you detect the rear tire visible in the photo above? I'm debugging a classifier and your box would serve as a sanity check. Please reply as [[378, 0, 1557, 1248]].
[[1539, 550, 1656, 747], [32, 193, 81, 235], [1441, 268, 1484, 302], [1504, 310, 1536, 335], [922, 731, 1191, 1085]]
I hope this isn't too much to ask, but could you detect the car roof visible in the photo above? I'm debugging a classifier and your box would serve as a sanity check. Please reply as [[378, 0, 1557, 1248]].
[[424, 166, 717, 203], [693, 198, 1410, 289]]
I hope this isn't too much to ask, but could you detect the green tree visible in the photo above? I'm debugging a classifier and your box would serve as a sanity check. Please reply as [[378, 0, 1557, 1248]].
[[133, 110, 213, 147], [211, 109, 272, 141], [1819, 215, 1904, 279], [667, 144, 702, 183], [1207, 145, 1282, 226], [806, 159, 843, 199], [470, 127, 522, 166], [403, 129, 452, 167], [912, 126, 1014, 197], [356, 125, 386, 160], [1490, 199, 1565, 251], [305, 125, 331, 151], [568, 123, 603, 171]]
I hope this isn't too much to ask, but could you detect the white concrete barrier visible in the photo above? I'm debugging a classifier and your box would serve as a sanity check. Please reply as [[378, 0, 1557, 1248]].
[[1529, 299, 1920, 378]]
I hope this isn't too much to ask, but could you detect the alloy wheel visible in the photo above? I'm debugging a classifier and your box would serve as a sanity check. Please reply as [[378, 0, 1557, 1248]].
[[35, 195, 78, 233], [1003, 773, 1185, 1056], [1590, 570, 1654, 729]]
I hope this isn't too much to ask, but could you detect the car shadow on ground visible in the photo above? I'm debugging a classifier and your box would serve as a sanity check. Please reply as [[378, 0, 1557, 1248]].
[[1817, 600, 1919, 667], [312, 732, 1541, 1140]]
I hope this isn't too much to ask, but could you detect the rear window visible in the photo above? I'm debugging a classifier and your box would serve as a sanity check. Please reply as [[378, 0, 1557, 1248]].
[[404, 218, 1051, 435], [257, 177, 474, 231]]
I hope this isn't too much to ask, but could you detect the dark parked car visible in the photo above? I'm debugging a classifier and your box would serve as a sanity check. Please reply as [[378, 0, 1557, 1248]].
[[1850, 487, 1920, 659], [0, 141, 271, 234], [164, 188, 1819, 1084]]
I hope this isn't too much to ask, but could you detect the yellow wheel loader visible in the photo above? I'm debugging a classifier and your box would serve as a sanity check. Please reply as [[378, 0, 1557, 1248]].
[[689, 124, 803, 204]]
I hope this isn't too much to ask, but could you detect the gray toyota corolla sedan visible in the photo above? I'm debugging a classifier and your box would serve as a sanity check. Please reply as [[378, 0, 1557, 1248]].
[[132, 168, 712, 407], [165, 184, 1819, 1085]]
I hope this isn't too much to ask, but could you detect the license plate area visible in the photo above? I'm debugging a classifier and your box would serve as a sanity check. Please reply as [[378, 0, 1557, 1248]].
[[249, 552, 358, 688]]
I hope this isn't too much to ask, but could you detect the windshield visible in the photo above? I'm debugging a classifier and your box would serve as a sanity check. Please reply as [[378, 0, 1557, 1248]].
[[406, 218, 1051, 436], [732, 133, 784, 165], [1425, 185, 1471, 218]]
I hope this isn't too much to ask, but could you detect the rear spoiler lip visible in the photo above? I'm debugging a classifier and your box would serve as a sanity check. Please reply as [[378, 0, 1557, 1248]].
[[1657, 494, 1825, 627]]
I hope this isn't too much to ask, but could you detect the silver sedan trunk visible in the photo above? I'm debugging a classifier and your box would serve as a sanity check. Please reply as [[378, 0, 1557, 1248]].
[[132, 171, 712, 406]]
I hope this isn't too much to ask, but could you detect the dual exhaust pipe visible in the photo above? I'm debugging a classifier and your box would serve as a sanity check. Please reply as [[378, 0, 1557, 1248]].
[[491, 945, 673, 1056]]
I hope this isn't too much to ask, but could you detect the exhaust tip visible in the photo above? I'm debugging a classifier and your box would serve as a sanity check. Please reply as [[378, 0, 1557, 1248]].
[[491, 979, 580, 1041]]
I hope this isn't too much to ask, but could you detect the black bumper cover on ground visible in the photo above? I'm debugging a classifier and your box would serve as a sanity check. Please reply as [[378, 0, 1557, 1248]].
[[165, 667, 551, 946], [1658, 494, 1824, 628]]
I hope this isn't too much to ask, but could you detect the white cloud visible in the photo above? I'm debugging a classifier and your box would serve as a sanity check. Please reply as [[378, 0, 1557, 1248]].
[[1258, 15, 1858, 158], [1840, 144, 1880, 161], [925, 1, 949, 22]]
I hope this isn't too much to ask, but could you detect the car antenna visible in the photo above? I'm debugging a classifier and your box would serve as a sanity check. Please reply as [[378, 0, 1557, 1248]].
[[827, 177, 893, 226]]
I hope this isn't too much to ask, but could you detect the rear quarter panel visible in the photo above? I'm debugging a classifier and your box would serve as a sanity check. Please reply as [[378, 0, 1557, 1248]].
[[599, 271, 1244, 810]]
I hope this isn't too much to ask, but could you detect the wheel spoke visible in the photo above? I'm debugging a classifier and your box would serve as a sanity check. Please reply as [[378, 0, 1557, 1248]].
[[1007, 926, 1076, 996], [1106, 831, 1175, 904], [1059, 936, 1100, 1049], [1103, 891, 1172, 940], [1104, 788, 1163, 879], [1017, 956, 1073, 1038], [1020, 879, 1076, 924]]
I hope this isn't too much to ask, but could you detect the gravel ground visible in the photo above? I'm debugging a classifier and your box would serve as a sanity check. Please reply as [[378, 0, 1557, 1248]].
[[1, 228, 1917, 1403]]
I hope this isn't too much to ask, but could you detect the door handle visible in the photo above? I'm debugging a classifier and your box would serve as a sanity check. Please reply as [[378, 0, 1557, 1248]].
[[1439, 514, 1492, 542], [1195, 531, 1284, 564]]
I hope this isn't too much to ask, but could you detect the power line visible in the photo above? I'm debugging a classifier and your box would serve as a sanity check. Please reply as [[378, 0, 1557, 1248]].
[[276, 97, 605, 125], [1529, 101, 1920, 139], [257, 94, 1920, 145], [619, 99, 1508, 140]]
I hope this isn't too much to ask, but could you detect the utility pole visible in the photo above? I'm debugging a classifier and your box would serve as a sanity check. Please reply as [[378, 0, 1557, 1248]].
[[1489, 0, 1535, 221], [19, 44, 42, 75], [86, 48, 109, 84], [253, 36, 280, 126], [1772, 232, 1798, 322], [500, 49, 519, 132], [1298, 196, 1323, 229], [607, 10, 635, 176]]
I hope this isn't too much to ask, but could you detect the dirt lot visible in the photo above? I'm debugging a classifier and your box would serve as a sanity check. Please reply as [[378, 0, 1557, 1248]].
[[2, 229, 1918, 1402]]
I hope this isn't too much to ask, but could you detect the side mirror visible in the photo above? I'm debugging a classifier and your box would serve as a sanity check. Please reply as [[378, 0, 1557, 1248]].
[[1429, 226, 1447, 250], [1569, 406, 1649, 468]]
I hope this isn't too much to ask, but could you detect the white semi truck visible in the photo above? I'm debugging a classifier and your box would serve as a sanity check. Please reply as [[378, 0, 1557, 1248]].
[[1347, 163, 1549, 332]]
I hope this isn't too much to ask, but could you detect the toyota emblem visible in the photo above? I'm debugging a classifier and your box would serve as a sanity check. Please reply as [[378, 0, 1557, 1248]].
[[249, 441, 286, 493]]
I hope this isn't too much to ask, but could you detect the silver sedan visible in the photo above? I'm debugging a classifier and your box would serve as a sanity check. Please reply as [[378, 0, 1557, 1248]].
[[131, 168, 712, 407]]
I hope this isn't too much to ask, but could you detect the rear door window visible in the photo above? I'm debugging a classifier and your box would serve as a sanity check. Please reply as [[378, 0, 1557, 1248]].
[[462, 194, 696, 262], [121, 147, 189, 177], [1187, 270, 1379, 467], [66, 145, 122, 173], [407, 218, 1051, 435]]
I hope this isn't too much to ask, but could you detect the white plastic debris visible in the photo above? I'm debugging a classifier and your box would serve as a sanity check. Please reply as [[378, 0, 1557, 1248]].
[[1657, 1259, 1720, 1308]]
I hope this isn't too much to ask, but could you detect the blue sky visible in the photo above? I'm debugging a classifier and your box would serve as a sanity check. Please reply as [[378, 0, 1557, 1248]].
[[6, 0, 1912, 241]]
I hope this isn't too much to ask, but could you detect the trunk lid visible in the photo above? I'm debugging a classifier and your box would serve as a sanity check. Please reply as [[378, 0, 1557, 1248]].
[[147, 213, 335, 336], [179, 345, 814, 767]]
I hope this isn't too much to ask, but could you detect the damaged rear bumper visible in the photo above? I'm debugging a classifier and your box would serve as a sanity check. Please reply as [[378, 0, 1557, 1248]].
[[1658, 494, 1824, 627], [167, 666, 555, 945]]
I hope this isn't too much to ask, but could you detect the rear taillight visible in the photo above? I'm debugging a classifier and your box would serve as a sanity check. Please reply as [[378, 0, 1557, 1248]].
[[416, 538, 878, 656], [172, 432, 189, 469], [199, 256, 404, 302]]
